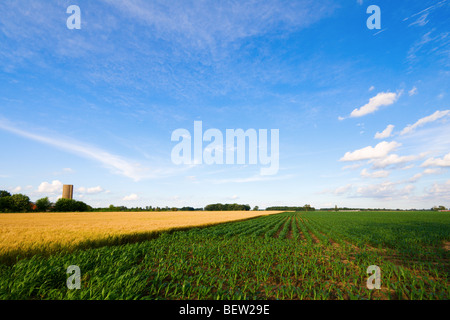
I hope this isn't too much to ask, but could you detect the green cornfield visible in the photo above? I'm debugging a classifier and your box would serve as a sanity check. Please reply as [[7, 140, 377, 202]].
[[0, 211, 448, 300]]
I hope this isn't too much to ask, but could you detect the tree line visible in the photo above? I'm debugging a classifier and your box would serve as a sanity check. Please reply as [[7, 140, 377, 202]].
[[265, 205, 315, 211], [3, 189, 445, 213], [204, 203, 251, 211], [0, 191, 254, 213], [90, 205, 205, 212], [0, 190, 91, 213]]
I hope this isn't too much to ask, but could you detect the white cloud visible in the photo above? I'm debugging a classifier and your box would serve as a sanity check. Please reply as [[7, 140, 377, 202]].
[[37, 180, 63, 194], [356, 181, 415, 199], [53, 167, 75, 176], [342, 163, 364, 170], [77, 186, 104, 194], [123, 194, 139, 201], [334, 184, 353, 195], [401, 110, 450, 135], [368, 85, 375, 91], [374, 124, 394, 139], [318, 184, 352, 196], [340, 141, 401, 162], [421, 152, 450, 167], [409, 168, 442, 182], [370, 153, 422, 169], [408, 86, 418, 96], [360, 168, 390, 178], [426, 180, 450, 200], [11, 186, 22, 193], [350, 91, 401, 118]]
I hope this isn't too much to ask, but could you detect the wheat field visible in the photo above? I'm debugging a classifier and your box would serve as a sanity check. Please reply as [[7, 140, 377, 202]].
[[0, 211, 281, 264]]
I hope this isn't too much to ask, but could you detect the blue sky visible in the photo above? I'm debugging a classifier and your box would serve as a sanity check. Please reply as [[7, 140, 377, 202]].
[[0, 0, 449, 209]]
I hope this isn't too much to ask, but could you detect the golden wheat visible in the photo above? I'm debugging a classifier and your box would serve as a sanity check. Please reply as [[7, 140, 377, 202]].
[[0, 211, 281, 262]]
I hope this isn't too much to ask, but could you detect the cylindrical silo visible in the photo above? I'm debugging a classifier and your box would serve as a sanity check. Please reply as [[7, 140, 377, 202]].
[[62, 185, 74, 199]]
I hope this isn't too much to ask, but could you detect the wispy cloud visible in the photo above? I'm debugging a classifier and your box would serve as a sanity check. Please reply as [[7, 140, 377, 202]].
[[355, 181, 415, 199], [334, 184, 353, 195], [212, 174, 292, 184], [342, 163, 364, 170], [400, 110, 450, 135], [403, 0, 448, 23], [409, 168, 443, 182], [0, 118, 172, 181], [408, 13, 429, 27], [101, 0, 335, 50], [348, 91, 401, 118], [123, 193, 139, 201], [373, 28, 387, 36], [370, 153, 424, 169], [360, 168, 390, 179], [407, 29, 450, 68], [408, 87, 418, 96], [425, 179, 450, 200], [77, 186, 104, 195]]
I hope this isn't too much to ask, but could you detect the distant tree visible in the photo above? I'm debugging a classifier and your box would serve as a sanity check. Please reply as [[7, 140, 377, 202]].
[[265, 206, 316, 212], [0, 190, 11, 198], [53, 198, 89, 212], [0, 195, 11, 212], [180, 207, 195, 211], [253, 206, 259, 211], [205, 203, 250, 211], [433, 205, 447, 211], [36, 197, 52, 212], [53, 199, 74, 212], [9, 194, 31, 212], [205, 203, 221, 211]]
